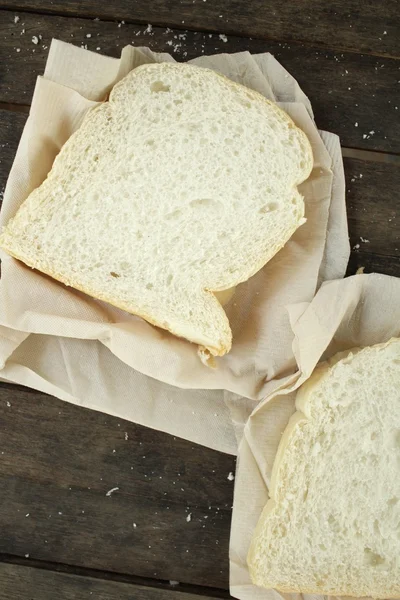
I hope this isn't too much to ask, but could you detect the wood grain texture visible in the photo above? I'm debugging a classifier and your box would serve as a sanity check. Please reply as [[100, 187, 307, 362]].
[[0, 0, 398, 56], [0, 561, 225, 600], [344, 157, 399, 258], [0, 11, 399, 153], [0, 384, 235, 588], [0, 108, 27, 199], [0, 107, 398, 275], [347, 251, 400, 277]]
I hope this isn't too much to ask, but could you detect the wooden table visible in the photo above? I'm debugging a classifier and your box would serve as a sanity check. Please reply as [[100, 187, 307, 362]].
[[0, 2, 398, 598]]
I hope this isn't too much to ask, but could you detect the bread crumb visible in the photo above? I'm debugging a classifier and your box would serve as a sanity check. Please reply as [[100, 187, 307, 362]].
[[219, 33, 228, 42], [360, 236, 370, 243], [353, 243, 360, 250], [133, 522, 137, 528], [356, 266, 365, 274], [6, 401, 11, 407], [124, 432, 129, 440], [25, 553, 29, 558], [32, 35, 39, 44], [14, 15, 20, 23], [227, 471, 235, 481], [169, 581, 180, 586], [186, 513, 192, 522], [145, 23, 153, 34], [106, 487, 119, 496], [86, 33, 91, 38]]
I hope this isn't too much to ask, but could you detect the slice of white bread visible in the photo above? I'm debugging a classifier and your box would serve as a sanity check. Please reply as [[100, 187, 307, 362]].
[[0, 62, 312, 356], [248, 338, 400, 598]]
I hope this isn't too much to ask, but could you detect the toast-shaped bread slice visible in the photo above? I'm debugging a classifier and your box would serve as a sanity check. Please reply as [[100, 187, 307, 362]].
[[0, 63, 312, 355]]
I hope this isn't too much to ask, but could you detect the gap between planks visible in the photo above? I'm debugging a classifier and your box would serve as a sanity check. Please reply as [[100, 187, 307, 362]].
[[0, 554, 231, 599]]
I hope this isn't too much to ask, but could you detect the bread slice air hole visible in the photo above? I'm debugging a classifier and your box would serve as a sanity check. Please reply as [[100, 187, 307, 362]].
[[150, 81, 170, 93], [259, 202, 279, 214]]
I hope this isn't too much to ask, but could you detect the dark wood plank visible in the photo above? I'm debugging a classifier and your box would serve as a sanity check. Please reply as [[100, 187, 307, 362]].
[[0, 12, 399, 153], [0, 109, 27, 201], [0, 561, 226, 600], [0, 107, 398, 275], [0, 0, 398, 56], [345, 157, 399, 258], [347, 251, 400, 278], [0, 384, 235, 589]]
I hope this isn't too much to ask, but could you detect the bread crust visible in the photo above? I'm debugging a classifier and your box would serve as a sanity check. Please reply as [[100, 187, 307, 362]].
[[0, 244, 231, 356]]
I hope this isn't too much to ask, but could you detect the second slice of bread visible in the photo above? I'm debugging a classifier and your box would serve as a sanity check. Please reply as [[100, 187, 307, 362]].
[[248, 338, 400, 598]]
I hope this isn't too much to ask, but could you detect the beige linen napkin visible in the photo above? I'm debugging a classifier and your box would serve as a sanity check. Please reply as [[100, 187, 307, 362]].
[[0, 41, 348, 453]]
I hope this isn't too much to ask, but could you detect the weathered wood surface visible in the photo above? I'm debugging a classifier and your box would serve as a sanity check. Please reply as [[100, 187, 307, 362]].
[[0, 108, 398, 277], [0, 561, 227, 600], [347, 251, 400, 278], [0, 108, 26, 197], [0, 11, 399, 153], [0, 0, 398, 56], [0, 384, 235, 588], [344, 157, 399, 258]]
